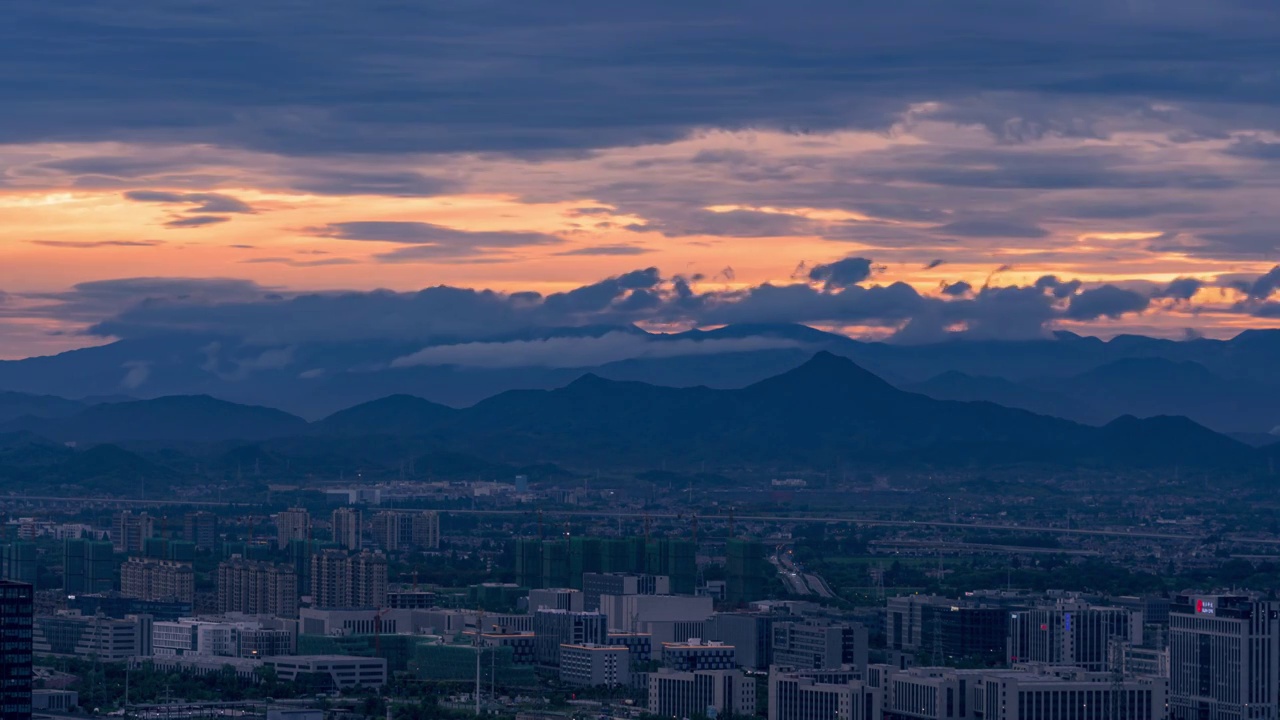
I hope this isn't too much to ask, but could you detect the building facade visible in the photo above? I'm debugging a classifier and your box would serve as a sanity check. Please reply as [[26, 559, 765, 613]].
[[648, 669, 756, 720], [217, 558, 299, 618], [112, 512, 154, 554], [769, 668, 879, 720], [276, 509, 311, 550], [331, 508, 362, 551], [560, 643, 630, 687], [1169, 594, 1280, 720], [120, 558, 194, 603], [773, 621, 869, 672], [661, 640, 736, 671], [1008, 601, 1140, 671], [63, 539, 115, 595], [183, 512, 218, 551], [310, 550, 387, 609], [0, 581, 33, 720], [33, 613, 149, 661], [582, 573, 670, 612], [533, 609, 608, 666]]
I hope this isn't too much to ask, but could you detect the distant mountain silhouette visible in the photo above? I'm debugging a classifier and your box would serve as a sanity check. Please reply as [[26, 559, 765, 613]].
[[0, 391, 86, 424], [423, 352, 1257, 469], [2, 395, 308, 443], [0, 352, 1266, 472], [902, 371, 1099, 423], [906, 357, 1280, 434], [5, 325, 1280, 431], [313, 394, 457, 436]]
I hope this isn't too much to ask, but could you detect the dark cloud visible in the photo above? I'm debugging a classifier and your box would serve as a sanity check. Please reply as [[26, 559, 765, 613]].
[[311, 221, 561, 247], [6, 0, 1277, 158], [1241, 266, 1280, 299], [866, 148, 1238, 191], [625, 209, 819, 238], [125, 191, 255, 213], [288, 171, 457, 197], [391, 332, 804, 369], [29, 240, 162, 249], [10, 262, 1235, 351], [308, 221, 564, 261], [1063, 285, 1151, 320], [936, 218, 1049, 239], [1035, 275, 1083, 299], [554, 245, 654, 256], [807, 257, 875, 291], [1223, 136, 1280, 160], [239, 257, 359, 268], [164, 215, 230, 229], [1154, 277, 1204, 300], [1175, 231, 1280, 259]]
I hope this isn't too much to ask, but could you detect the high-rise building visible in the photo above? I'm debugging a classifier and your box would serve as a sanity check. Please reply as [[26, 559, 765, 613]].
[[119, 558, 194, 603], [0, 581, 32, 720], [412, 512, 440, 550], [725, 540, 769, 605], [183, 512, 217, 551], [331, 508, 362, 551], [1008, 600, 1140, 671], [648, 668, 756, 720], [1169, 593, 1280, 720], [705, 612, 777, 670], [371, 511, 414, 551], [351, 551, 387, 608], [310, 550, 348, 610], [542, 541, 571, 589], [646, 540, 697, 595], [112, 512, 154, 554], [515, 539, 544, 589], [63, 539, 115, 595], [371, 507, 440, 550], [217, 557, 299, 618], [769, 667, 879, 720], [533, 609, 608, 666], [275, 509, 310, 550], [0, 544, 36, 586], [309, 550, 387, 609]]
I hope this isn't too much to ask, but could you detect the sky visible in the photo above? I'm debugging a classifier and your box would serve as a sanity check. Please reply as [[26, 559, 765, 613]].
[[3, 0, 1280, 359]]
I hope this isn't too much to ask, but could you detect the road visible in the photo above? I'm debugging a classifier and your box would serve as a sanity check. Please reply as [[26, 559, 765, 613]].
[[772, 544, 834, 598]]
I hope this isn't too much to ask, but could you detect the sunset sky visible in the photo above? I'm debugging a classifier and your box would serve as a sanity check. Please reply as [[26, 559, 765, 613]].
[[3, 1, 1280, 359]]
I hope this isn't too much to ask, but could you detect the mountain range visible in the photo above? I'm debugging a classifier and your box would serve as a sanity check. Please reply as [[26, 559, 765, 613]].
[[0, 353, 1274, 489], [2, 324, 1280, 437]]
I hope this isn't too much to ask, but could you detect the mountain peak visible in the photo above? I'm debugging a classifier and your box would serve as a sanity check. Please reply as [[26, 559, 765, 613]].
[[745, 351, 896, 397]]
